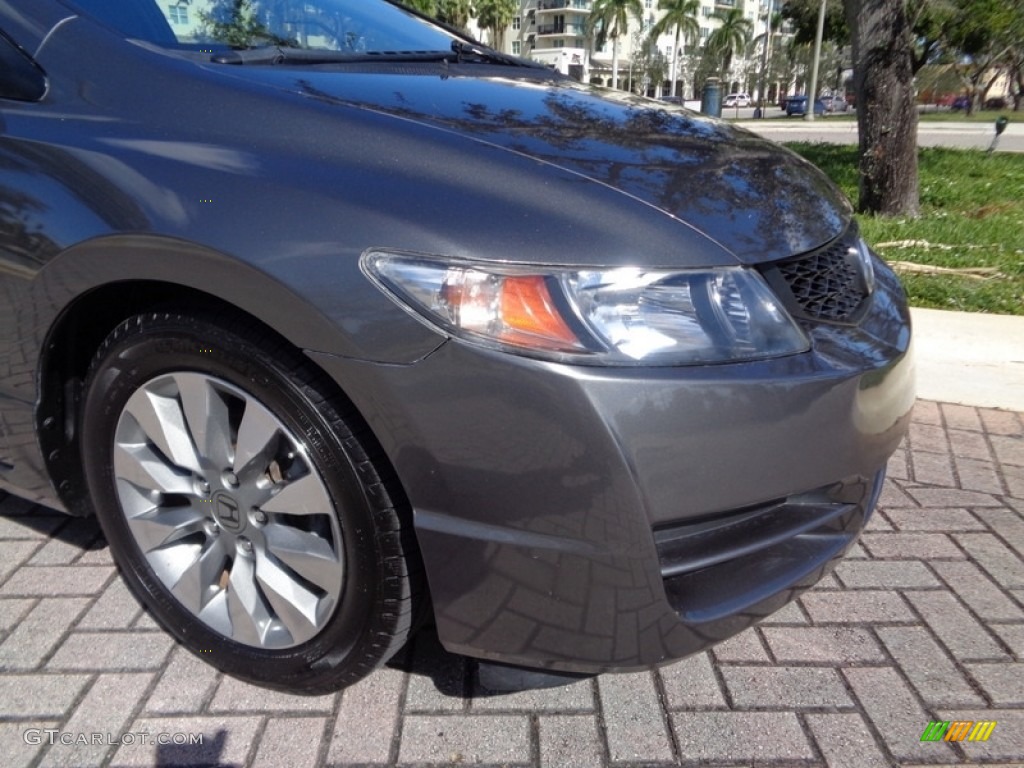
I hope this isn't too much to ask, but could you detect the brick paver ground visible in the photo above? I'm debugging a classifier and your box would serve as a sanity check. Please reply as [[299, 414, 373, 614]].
[[1, 400, 1022, 767]]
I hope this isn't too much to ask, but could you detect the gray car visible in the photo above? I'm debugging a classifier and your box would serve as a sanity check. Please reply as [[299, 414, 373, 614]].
[[0, 0, 914, 694], [823, 94, 849, 112]]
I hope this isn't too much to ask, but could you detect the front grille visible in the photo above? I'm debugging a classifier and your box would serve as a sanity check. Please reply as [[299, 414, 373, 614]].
[[761, 231, 870, 324]]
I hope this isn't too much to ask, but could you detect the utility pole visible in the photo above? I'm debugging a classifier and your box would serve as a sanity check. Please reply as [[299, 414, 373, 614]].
[[805, 0, 826, 122], [756, 1, 773, 118]]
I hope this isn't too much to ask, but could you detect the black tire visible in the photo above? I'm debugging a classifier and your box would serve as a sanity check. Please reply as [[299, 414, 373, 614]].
[[80, 311, 422, 694]]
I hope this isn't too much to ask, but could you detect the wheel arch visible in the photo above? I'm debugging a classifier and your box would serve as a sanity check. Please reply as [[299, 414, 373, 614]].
[[41, 282, 270, 513], [30, 236, 364, 514]]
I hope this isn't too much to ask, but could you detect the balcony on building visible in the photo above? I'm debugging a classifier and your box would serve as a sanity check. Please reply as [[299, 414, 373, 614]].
[[536, 22, 587, 36], [536, 1, 592, 14]]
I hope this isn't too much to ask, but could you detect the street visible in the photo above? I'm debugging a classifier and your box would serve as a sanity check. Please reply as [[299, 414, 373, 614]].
[[706, 106, 1024, 152]]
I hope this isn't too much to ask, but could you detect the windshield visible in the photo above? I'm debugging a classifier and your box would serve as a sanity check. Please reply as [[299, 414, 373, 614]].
[[67, 0, 457, 53]]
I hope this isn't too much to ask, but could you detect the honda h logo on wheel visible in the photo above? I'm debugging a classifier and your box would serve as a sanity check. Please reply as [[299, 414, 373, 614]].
[[213, 492, 243, 532]]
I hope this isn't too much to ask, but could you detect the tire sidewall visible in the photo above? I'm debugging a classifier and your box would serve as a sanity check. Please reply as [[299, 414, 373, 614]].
[[81, 315, 386, 689]]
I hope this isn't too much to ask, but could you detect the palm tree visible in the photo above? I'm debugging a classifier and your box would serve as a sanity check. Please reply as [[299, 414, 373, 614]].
[[400, 0, 437, 15], [706, 7, 752, 83], [589, 0, 644, 90], [648, 0, 700, 99], [438, 0, 474, 32], [200, 0, 294, 48], [475, 0, 518, 49]]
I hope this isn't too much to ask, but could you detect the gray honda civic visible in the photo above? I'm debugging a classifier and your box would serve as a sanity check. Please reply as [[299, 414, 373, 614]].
[[0, 0, 914, 693]]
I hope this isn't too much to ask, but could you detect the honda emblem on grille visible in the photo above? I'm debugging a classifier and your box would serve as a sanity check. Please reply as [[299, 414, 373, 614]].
[[845, 242, 876, 297]]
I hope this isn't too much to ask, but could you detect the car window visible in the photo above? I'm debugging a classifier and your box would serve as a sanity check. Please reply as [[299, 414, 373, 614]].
[[64, 0, 455, 52]]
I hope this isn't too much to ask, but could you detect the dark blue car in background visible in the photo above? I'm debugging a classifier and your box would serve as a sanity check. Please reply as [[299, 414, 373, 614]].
[[785, 94, 827, 116]]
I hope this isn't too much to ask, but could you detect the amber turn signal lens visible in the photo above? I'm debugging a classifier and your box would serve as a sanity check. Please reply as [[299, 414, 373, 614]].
[[499, 276, 579, 347]]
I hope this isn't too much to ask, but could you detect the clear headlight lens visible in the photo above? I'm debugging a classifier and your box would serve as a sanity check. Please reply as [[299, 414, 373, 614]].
[[362, 252, 809, 366]]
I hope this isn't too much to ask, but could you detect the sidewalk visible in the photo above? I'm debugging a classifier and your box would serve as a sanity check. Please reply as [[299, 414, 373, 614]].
[[736, 118, 1024, 152], [912, 308, 1024, 412], [0, 313, 1021, 767]]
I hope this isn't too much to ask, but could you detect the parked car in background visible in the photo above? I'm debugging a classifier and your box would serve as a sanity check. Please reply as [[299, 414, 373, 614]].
[[723, 92, 751, 108], [786, 95, 827, 116], [951, 95, 971, 111], [984, 96, 1007, 110], [0, 0, 914, 695], [821, 94, 848, 112]]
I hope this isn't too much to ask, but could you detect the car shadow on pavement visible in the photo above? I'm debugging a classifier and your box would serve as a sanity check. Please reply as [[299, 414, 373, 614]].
[[393, 620, 593, 700], [0, 493, 483, 698], [390, 623, 471, 696], [0, 498, 104, 542]]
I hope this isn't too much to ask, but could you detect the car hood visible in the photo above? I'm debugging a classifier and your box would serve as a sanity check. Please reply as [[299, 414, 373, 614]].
[[215, 67, 852, 264]]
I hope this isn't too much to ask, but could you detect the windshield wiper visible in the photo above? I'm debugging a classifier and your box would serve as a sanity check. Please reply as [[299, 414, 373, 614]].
[[449, 40, 541, 68], [211, 47, 451, 65], [211, 41, 544, 68]]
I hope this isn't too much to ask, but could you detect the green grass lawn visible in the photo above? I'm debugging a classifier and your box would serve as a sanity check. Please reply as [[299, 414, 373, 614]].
[[785, 143, 1024, 315]]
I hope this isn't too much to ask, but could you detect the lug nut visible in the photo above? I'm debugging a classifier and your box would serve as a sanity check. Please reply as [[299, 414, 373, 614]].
[[252, 509, 267, 526], [238, 537, 253, 553], [223, 470, 239, 488]]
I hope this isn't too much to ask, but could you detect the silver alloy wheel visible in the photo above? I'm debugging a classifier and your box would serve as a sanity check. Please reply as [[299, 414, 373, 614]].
[[112, 372, 345, 649]]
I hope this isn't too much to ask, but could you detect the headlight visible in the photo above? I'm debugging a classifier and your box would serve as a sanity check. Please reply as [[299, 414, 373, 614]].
[[362, 252, 809, 366]]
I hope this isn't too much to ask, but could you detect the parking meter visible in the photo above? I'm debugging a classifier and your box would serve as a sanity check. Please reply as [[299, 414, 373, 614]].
[[989, 116, 1009, 153]]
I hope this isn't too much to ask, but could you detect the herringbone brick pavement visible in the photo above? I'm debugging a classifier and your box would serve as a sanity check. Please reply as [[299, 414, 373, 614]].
[[1, 400, 1021, 767]]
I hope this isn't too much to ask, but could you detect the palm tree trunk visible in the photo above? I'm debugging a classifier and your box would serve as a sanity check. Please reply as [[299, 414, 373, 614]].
[[671, 28, 680, 98], [612, 35, 620, 89], [844, 0, 919, 215]]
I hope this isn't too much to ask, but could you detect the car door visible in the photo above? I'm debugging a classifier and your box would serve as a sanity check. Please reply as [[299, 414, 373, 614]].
[[0, 1, 71, 491]]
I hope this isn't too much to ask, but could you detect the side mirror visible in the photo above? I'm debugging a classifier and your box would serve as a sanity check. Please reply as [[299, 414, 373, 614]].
[[0, 32, 46, 102]]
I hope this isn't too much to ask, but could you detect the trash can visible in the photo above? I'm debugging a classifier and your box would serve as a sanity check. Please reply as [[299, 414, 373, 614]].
[[701, 78, 722, 118]]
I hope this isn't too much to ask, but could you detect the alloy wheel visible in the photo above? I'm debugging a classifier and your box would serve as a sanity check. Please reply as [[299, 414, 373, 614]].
[[112, 372, 345, 649]]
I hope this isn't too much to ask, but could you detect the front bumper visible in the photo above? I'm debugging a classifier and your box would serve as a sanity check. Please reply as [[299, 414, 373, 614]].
[[310, 261, 914, 673]]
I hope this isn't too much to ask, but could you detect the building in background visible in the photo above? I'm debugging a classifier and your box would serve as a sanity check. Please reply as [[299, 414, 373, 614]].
[[504, 1, 590, 81], [497, 0, 795, 101]]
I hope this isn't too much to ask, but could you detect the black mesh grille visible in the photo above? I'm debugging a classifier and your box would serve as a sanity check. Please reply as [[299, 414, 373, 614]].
[[769, 235, 868, 323]]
